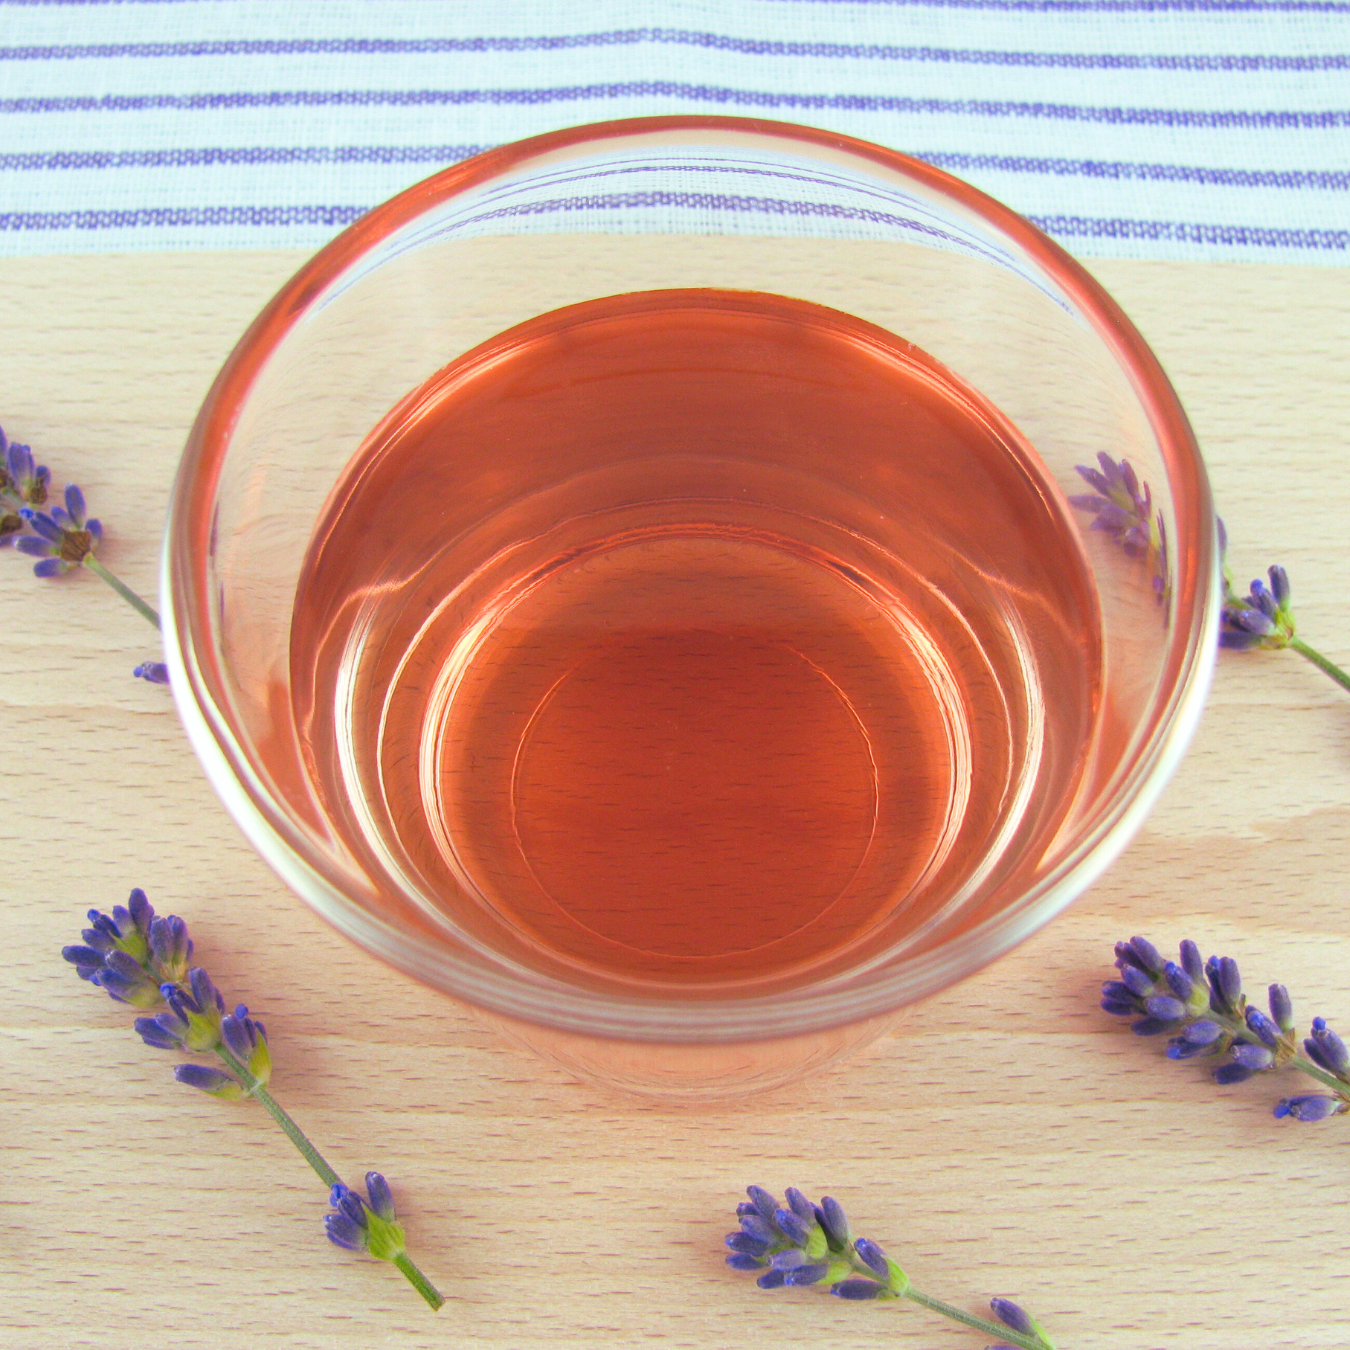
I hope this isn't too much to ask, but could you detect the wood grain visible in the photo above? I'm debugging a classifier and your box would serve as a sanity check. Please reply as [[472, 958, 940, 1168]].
[[1, 249, 1348, 1350]]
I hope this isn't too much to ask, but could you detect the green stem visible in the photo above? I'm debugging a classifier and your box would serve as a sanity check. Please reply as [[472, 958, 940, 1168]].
[[214, 1043, 444, 1311], [902, 1286, 1049, 1350], [394, 1253, 445, 1312], [1290, 638, 1350, 695], [83, 555, 161, 630], [215, 1044, 340, 1187]]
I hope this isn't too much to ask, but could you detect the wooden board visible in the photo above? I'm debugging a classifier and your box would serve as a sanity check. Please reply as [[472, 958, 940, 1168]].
[[1, 248, 1348, 1350]]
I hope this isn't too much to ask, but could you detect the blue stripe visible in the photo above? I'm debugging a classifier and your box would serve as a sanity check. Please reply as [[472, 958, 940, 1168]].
[[0, 145, 487, 171], [918, 150, 1350, 191], [4, 83, 1348, 130], [0, 205, 366, 230], [4, 142, 1343, 192], [1, 198, 1344, 254], [1028, 214, 1349, 248], [0, 31, 1346, 71]]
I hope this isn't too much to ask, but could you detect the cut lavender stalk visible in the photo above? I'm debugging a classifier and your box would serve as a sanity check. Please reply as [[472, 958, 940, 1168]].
[[1068, 451, 1169, 603], [1, 422, 161, 632], [1103, 937, 1350, 1120], [63, 888, 443, 1310], [1217, 521, 1350, 695], [724, 1188, 1056, 1349]]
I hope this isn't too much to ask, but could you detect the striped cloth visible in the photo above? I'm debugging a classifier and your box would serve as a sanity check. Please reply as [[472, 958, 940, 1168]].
[[0, 0, 1346, 264]]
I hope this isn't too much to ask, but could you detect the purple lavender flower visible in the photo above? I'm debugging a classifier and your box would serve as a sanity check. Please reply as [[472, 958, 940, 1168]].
[[1274, 1095, 1345, 1123], [1104, 937, 1350, 1122], [15, 484, 101, 576], [323, 1172, 435, 1308], [0, 429, 50, 514], [1215, 525, 1350, 695], [0, 422, 162, 630], [1069, 452, 1169, 602], [133, 661, 170, 685], [1220, 565, 1296, 652], [725, 1188, 1053, 1348]]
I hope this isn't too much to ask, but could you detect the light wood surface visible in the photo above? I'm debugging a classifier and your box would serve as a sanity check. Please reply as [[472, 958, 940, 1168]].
[[1, 249, 1348, 1350]]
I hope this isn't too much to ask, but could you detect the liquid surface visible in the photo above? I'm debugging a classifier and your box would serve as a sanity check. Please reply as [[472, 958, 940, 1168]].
[[290, 289, 1100, 990]]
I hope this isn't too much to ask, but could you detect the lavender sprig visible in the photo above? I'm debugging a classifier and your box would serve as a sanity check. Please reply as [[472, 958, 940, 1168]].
[[1217, 520, 1350, 695], [1102, 936, 1350, 1122], [726, 1187, 1056, 1350], [1, 422, 161, 633], [1069, 452, 1169, 604], [62, 888, 444, 1310]]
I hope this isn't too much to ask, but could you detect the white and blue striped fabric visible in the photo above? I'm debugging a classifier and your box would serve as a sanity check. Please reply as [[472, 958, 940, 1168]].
[[0, 0, 1346, 264]]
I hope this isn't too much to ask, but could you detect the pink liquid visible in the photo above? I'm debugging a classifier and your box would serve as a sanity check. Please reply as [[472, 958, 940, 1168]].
[[290, 290, 1100, 991]]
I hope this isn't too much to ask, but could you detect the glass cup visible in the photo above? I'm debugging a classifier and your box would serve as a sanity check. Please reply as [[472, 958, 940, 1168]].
[[163, 116, 1217, 1099]]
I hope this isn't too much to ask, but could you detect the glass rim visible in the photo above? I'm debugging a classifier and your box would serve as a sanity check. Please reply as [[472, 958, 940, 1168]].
[[162, 114, 1218, 1043]]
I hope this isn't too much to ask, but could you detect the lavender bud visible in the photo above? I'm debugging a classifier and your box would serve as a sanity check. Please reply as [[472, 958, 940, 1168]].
[[784, 1188, 817, 1223], [1131, 1017, 1176, 1037], [990, 1299, 1036, 1334], [756, 1269, 786, 1290], [1230, 1043, 1275, 1071], [818, 1196, 850, 1250], [854, 1238, 891, 1280], [832, 1279, 887, 1301], [774, 1208, 811, 1247], [1269, 565, 1291, 608], [1121, 965, 1154, 998], [1178, 939, 1206, 985], [1244, 1007, 1280, 1049], [784, 1263, 830, 1286], [1268, 984, 1294, 1032], [746, 1187, 778, 1222], [739, 1214, 775, 1245], [1183, 1020, 1223, 1045], [1143, 995, 1186, 1022], [1128, 936, 1165, 976], [1164, 962, 1194, 1002], [1274, 1094, 1343, 1122], [725, 1252, 767, 1272], [1166, 1037, 1212, 1060], [1213, 1062, 1255, 1086], [1308, 1020, 1350, 1075], [726, 1233, 769, 1256]]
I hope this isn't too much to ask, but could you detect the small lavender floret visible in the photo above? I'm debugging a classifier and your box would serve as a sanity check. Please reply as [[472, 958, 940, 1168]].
[[739, 1213, 776, 1245], [1131, 1017, 1176, 1037], [1183, 1020, 1223, 1045], [174, 1063, 242, 1098], [756, 1269, 786, 1290], [1144, 995, 1186, 1022], [1230, 1043, 1275, 1072], [832, 1278, 887, 1301], [818, 1196, 850, 1250], [1244, 1006, 1280, 1049], [726, 1232, 769, 1256], [1268, 984, 1294, 1033], [990, 1298, 1036, 1334], [1179, 939, 1206, 986], [770, 1248, 807, 1270], [1305, 1017, 1349, 1076], [774, 1207, 811, 1247], [1165, 1037, 1212, 1061], [745, 1186, 778, 1222], [1274, 1095, 1343, 1122], [854, 1237, 890, 1280], [1214, 1062, 1255, 1086], [134, 661, 170, 684], [1164, 961, 1194, 1002], [1206, 955, 1243, 1015], [1121, 965, 1154, 998], [783, 1187, 816, 1224], [726, 1252, 767, 1272], [784, 1263, 831, 1286], [1127, 936, 1166, 977]]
